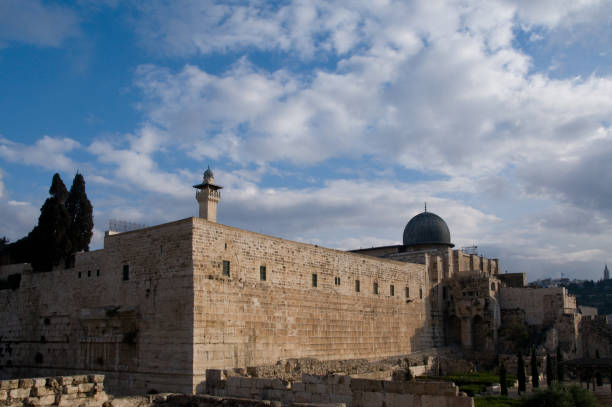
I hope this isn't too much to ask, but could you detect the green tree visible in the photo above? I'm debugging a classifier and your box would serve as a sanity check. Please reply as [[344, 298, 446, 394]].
[[556, 347, 564, 383], [531, 348, 539, 388], [596, 349, 603, 386], [517, 353, 526, 394], [30, 174, 72, 271], [499, 362, 508, 396], [65, 173, 93, 253], [546, 353, 554, 387]]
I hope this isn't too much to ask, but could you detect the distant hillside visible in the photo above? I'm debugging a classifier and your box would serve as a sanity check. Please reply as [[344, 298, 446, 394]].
[[562, 279, 612, 315]]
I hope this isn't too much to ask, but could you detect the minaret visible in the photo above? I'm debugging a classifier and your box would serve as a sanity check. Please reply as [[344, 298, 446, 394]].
[[605, 264, 610, 280], [193, 166, 223, 222]]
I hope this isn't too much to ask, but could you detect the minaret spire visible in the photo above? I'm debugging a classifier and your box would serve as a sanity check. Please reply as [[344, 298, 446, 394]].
[[193, 166, 223, 222]]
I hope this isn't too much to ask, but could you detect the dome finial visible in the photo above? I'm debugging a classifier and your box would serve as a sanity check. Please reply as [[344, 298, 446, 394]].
[[424, 202, 427, 212]]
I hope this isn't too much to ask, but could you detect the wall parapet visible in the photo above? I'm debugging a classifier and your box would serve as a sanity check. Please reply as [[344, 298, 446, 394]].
[[0, 374, 107, 407]]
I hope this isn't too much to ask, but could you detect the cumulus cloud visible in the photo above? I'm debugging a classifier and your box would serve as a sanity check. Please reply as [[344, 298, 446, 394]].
[[0, 136, 80, 171], [123, 0, 612, 281], [0, 0, 80, 48], [88, 125, 192, 198]]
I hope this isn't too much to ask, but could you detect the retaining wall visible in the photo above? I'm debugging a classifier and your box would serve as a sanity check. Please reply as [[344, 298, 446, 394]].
[[0, 374, 107, 407], [205, 370, 473, 407]]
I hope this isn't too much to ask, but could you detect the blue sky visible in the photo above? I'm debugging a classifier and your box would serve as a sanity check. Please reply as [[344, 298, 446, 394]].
[[2, 0, 612, 281]]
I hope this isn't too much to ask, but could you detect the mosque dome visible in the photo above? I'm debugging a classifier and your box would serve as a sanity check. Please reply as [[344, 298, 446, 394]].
[[402, 211, 454, 247]]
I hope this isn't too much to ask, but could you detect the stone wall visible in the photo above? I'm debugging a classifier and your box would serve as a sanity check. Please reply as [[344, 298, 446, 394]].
[[497, 273, 525, 288], [499, 287, 576, 326], [205, 370, 473, 407], [1, 217, 439, 395], [191, 218, 433, 392], [0, 374, 107, 407], [0, 219, 195, 395]]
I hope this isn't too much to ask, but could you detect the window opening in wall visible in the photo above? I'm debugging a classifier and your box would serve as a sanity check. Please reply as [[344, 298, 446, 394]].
[[78, 272, 82, 279], [491, 282, 495, 290], [222, 260, 230, 277], [96, 269, 100, 277], [374, 282, 379, 295], [390, 285, 395, 296], [123, 265, 129, 281], [260, 266, 266, 281], [334, 276, 340, 286], [355, 279, 360, 292], [312, 273, 318, 287], [224, 242, 227, 249], [87, 270, 91, 277], [419, 287, 423, 299], [443, 286, 448, 300], [406, 287, 410, 297]]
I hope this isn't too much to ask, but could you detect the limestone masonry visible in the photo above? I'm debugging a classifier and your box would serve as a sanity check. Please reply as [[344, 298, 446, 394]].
[[0, 168, 599, 397]]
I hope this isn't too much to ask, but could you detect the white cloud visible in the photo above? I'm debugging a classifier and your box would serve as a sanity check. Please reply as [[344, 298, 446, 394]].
[[0, 0, 79, 48], [88, 125, 192, 198], [0, 136, 80, 171], [0, 170, 38, 241]]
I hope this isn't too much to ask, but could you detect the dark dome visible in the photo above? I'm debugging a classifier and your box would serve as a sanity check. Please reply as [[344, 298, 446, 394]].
[[402, 211, 454, 247]]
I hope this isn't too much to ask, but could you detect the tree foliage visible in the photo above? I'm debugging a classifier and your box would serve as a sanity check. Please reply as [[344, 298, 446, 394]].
[[1, 173, 94, 271], [521, 385, 598, 407], [499, 363, 508, 396], [517, 354, 526, 393], [531, 348, 539, 388], [546, 353, 553, 387], [556, 347, 564, 383], [30, 174, 72, 271], [65, 173, 93, 253]]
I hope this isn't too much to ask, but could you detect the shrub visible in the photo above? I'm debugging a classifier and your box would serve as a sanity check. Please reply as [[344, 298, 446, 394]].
[[521, 385, 597, 407]]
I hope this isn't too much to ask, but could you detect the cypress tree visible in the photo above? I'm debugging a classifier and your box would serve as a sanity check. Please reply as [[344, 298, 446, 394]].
[[66, 173, 93, 253], [517, 353, 526, 394], [596, 350, 603, 386], [499, 362, 508, 396], [531, 347, 539, 388], [556, 346, 564, 383], [30, 174, 72, 271], [546, 353, 553, 387]]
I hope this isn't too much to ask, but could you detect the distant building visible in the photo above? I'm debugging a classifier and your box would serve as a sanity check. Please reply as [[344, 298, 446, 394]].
[[604, 264, 610, 280]]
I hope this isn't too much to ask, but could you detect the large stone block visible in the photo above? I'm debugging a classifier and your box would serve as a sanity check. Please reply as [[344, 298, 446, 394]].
[[0, 380, 19, 390], [88, 375, 105, 384], [26, 395, 56, 406], [350, 379, 383, 393], [58, 377, 73, 386], [362, 392, 384, 407], [62, 386, 79, 395], [78, 383, 95, 394], [32, 387, 55, 397], [9, 387, 32, 399], [19, 379, 34, 388]]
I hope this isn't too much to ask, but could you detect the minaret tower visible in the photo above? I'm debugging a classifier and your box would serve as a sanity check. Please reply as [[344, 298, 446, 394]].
[[193, 166, 223, 222], [605, 264, 610, 280]]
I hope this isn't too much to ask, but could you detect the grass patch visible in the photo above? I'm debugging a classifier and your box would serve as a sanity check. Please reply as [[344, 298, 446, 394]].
[[419, 372, 516, 396], [475, 396, 521, 407]]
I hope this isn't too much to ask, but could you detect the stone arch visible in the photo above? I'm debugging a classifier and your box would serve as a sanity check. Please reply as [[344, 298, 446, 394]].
[[446, 315, 461, 346], [472, 315, 487, 350]]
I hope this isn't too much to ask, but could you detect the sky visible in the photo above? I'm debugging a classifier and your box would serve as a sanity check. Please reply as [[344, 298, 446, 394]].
[[1, 0, 612, 282]]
